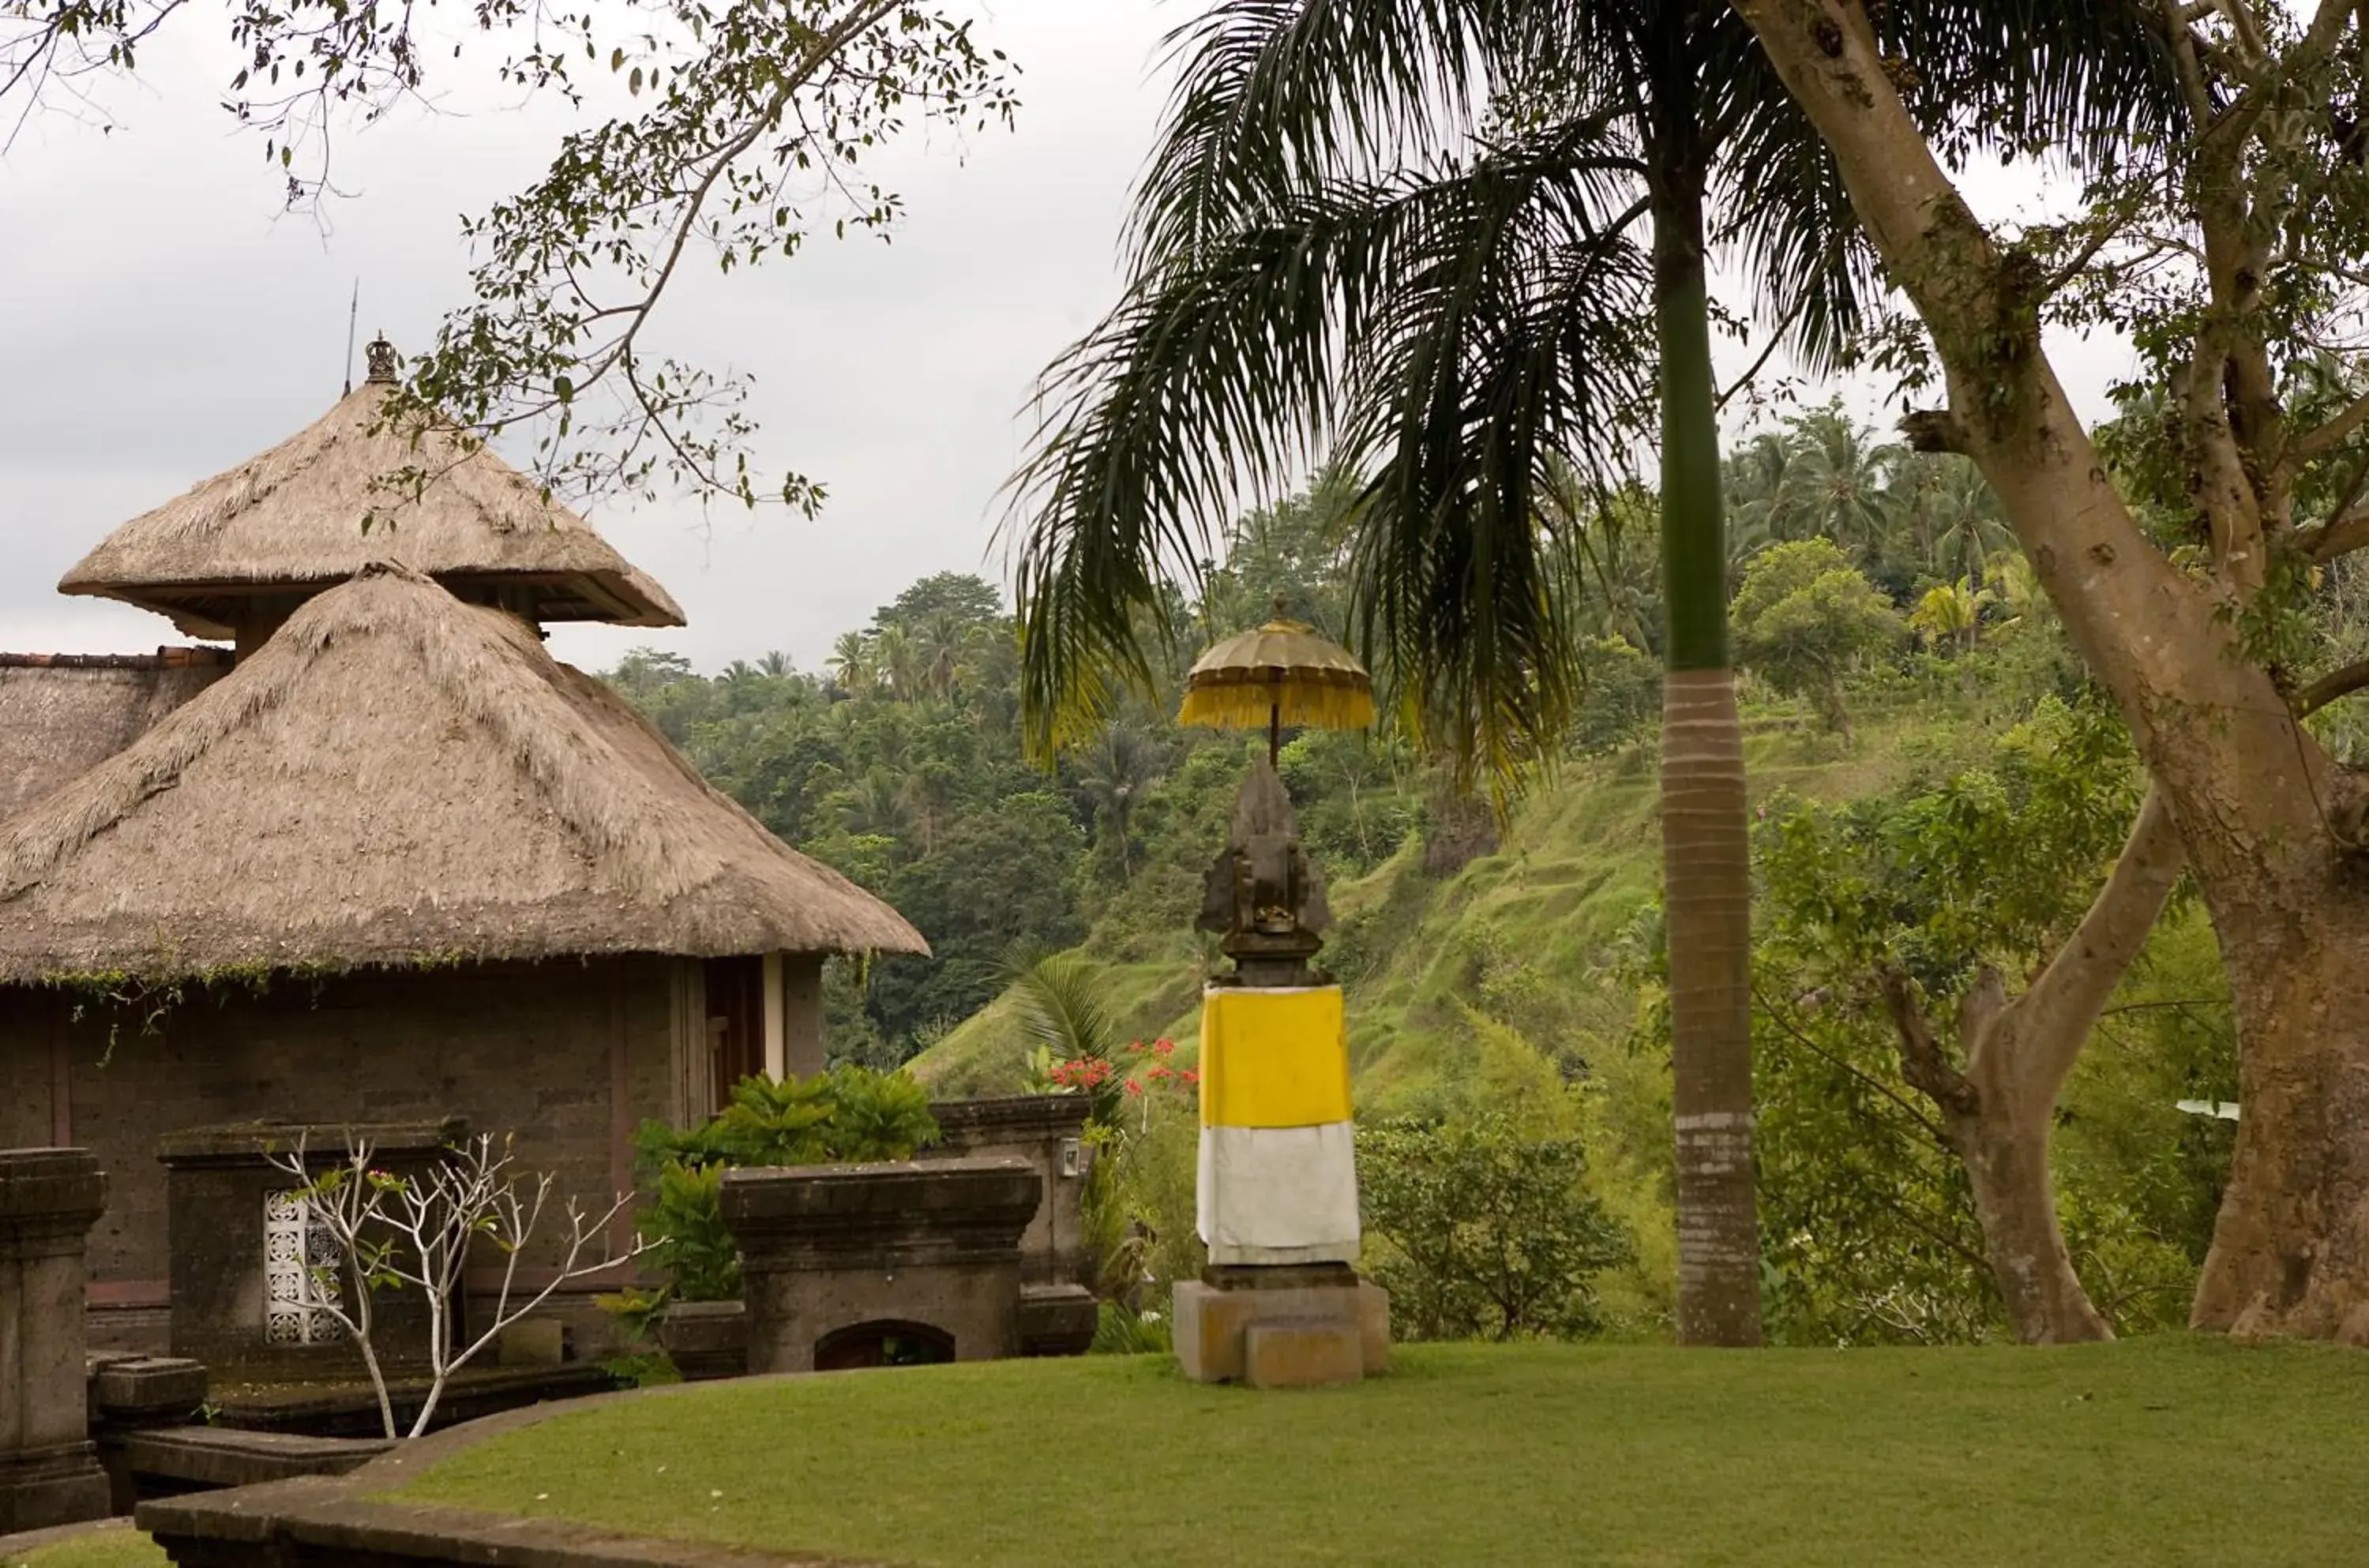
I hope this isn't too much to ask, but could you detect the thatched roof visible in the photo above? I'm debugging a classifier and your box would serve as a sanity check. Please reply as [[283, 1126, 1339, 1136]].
[[0, 567, 924, 981], [58, 383, 685, 636], [0, 651, 228, 823]]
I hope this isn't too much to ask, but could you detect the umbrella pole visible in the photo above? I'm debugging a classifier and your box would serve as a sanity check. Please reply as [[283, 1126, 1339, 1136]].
[[1268, 701, 1282, 767]]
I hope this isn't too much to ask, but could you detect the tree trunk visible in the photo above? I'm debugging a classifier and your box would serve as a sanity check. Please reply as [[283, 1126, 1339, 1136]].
[[2192, 882, 2369, 1343], [1650, 66, 1763, 1349], [1730, 0, 2369, 1340], [1880, 790, 2185, 1343], [1954, 1087, 2112, 1343]]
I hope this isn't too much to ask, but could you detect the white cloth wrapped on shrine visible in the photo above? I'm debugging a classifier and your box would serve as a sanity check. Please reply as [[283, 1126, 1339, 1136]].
[[1197, 1120, 1361, 1266]]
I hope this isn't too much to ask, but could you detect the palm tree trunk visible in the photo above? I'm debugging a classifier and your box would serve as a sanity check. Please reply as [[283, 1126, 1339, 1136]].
[[1649, 82, 1764, 1348]]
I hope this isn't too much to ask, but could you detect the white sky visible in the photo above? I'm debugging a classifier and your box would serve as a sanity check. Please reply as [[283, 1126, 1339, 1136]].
[[0, 5, 2132, 674]]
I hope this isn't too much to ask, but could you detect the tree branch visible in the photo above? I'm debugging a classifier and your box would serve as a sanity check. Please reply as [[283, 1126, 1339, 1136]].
[[2300, 658, 2369, 715], [1875, 967, 1979, 1121], [2292, 387, 2369, 462], [1899, 408, 1969, 456], [2300, 506, 2369, 562], [1985, 786, 2185, 1090]]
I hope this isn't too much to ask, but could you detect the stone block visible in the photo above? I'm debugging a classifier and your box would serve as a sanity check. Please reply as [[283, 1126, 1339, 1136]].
[[1357, 1281, 1391, 1375], [156, 1119, 463, 1376], [1243, 1321, 1365, 1390], [1173, 1272, 1389, 1386], [495, 1319, 569, 1368], [925, 1096, 1098, 1289], [115, 1427, 392, 1491], [722, 1158, 1039, 1374], [1170, 1281, 1249, 1383], [1016, 1283, 1098, 1357], [655, 1302, 748, 1382], [88, 1356, 208, 1424]]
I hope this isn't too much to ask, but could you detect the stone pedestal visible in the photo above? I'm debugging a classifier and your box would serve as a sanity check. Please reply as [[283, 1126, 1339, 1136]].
[[1, 1148, 113, 1532], [86, 1353, 209, 1514], [156, 1120, 462, 1375], [925, 1095, 1098, 1289], [1173, 1267, 1389, 1389], [720, 1158, 1040, 1374]]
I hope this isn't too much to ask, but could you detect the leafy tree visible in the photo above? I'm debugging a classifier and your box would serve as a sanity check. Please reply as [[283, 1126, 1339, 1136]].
[[877, 790, 1088, 1041], [1752, 699, 2221, 1343], [1731, 540, 1903, 738], [1734, 0, 2369, 1336]]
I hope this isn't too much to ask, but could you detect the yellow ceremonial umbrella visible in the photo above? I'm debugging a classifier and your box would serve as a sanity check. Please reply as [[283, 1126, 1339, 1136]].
[[1179, 599, 1375, 764]]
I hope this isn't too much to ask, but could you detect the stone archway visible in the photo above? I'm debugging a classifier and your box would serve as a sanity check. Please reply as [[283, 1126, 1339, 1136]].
[[811, 1319, 955, 1373]]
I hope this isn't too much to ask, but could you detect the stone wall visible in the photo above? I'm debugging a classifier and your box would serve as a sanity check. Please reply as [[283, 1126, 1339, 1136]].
[[925, 1095, 1095, 1289], [0, 957, 683, 1357]]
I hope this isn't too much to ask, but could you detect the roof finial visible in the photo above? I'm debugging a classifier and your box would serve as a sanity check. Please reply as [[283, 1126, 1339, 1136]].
[[364, 334, 399, 385]]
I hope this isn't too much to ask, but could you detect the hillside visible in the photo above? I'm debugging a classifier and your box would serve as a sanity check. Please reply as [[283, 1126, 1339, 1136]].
[[909, 707, 1962, 1109]]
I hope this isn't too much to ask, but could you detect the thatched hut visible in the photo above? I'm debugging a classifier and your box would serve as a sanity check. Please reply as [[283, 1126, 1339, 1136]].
[[0, 353, 925, 1360], [58, 339, 684, 649]]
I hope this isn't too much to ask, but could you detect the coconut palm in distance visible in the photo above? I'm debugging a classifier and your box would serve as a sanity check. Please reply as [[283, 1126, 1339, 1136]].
[[1004, 1, 2179, 1345]]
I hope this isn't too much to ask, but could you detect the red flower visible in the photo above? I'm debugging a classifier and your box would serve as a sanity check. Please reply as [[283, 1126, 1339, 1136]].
[[1153, 1037, 1175, 1057], [1147, 1064, 1173, 1082], [1181, 1070, 1201, 1086], [1124, 1078, 1144, 1097]]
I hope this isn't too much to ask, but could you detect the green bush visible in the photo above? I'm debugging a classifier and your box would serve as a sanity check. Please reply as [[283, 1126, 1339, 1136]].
[[1357, 1113, 1634, 1341]]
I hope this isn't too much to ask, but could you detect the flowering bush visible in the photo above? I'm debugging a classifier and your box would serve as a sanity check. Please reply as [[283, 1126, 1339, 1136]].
[[1046, 1037, 1198, 1129]]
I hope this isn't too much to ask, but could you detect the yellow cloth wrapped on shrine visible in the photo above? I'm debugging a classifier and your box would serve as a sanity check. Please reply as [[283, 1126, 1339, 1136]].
[[1198, 984, 1353, 1129], [1196, 985, 1361, 1266]]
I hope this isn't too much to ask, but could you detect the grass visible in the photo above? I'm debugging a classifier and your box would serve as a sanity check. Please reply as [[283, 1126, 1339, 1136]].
[[0, 1527, 163, 1568], [392, 1337, 2369, 1567]]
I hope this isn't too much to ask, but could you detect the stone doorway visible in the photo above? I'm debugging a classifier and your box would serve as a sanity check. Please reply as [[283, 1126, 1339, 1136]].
[[812, 1320, 955, 1373]]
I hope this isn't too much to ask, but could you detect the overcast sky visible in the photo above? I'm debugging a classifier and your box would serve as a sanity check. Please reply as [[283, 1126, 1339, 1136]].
[[0, 4, 2131, 674]]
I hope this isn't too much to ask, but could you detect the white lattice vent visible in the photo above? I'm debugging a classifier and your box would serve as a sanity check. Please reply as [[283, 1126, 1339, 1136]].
[[263, 1187, 344, 1345]]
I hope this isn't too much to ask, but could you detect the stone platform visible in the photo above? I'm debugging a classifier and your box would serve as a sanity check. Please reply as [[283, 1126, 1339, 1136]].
[[1173, 1267, 1389, 1388]]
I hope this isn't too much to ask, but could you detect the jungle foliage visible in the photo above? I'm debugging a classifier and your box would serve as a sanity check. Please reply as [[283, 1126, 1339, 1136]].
[[613, 400, 2247, 1346]]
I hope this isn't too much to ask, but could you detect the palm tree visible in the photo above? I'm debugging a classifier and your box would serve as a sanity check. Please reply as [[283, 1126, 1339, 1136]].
[[1722, 429, 1801, 568], [1915, 456, 2014, 587], [827, 632, 876, 697], [1074, 723, 1167, 879], [1005, 2, 2179, 1345], [873, 625, 924, 701], [1783, 404, 1904, 561]]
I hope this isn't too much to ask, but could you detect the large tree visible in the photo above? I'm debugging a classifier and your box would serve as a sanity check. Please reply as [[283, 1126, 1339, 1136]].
[[1735, 0, 2369, 1339], [1003, 0, 2176, 1345]]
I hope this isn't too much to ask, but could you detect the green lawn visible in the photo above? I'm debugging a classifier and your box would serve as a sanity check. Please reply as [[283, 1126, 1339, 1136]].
[[0, 1526, 163, 1568], [389, 1338, 2369, 1567]]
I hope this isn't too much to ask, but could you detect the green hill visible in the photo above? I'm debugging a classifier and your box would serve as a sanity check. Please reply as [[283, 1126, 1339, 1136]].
[[909, 707, 1965, 1112]]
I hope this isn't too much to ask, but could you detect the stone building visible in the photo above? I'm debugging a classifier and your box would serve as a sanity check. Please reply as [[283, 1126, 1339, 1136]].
[[0, 346, 925, 1360]]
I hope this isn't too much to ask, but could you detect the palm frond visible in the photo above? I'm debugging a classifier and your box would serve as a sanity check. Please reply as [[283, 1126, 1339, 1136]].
[[1128, 0, 1590, 269], [1004, 944, 1121, 1063], [1006, 111, 1652, 768]]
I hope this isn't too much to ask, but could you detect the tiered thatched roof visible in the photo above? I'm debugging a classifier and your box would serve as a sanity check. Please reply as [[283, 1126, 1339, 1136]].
[[0, 567, 924, 981], [59, 381, 684, 636], [0, 651, 227, 822]]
